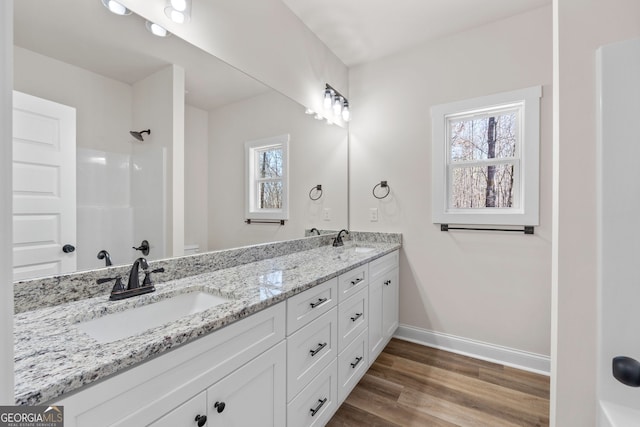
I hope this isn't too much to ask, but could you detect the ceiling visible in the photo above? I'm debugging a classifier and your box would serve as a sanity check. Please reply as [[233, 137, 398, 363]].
[[281, 0, 551, 67], [13, 0, 270, 111]]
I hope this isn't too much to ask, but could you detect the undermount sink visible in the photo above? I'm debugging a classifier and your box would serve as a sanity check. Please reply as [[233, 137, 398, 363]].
[[352, 246, 374, 254], [76, 291, 231, 344]]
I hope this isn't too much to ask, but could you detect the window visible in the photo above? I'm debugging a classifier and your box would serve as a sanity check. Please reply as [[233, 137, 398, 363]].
[[431, 86, 541, 226], [245, 134, 289, 220]]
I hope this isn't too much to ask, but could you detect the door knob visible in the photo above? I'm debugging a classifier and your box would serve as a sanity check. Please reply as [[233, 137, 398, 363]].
[[62, 244, 75, 253]]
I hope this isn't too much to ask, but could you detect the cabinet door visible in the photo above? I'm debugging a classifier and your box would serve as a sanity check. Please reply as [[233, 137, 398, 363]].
[[382, 267, 399, 339], [206, 341, 286, 427], [149, 391, 207, 427], [368, 274, 384, 365]]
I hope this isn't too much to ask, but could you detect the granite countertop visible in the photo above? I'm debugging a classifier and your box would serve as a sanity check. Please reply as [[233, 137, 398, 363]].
[[14, 241, 400, 405]]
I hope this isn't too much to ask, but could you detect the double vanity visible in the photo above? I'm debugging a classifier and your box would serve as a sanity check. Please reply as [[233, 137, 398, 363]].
[[13, 232, 400, 426]]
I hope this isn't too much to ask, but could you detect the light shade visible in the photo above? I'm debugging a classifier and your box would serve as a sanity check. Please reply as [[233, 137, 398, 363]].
[[165, 0, 192, 23], [101, 0, 131, 15]]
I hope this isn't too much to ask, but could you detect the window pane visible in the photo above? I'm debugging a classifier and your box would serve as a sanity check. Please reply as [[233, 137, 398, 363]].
[[257, 148, 283, 178], [450, 164, 515, 208], [258, 181, 283, 209], [450, 112, 517, 162]]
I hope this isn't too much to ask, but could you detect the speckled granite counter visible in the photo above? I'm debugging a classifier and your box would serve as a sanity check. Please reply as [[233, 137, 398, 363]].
[[14, 238, 400, 405]]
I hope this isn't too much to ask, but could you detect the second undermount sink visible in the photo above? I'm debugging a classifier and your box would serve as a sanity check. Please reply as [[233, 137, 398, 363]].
[[352, 246, 374, 254], [76, 291, 231, 344]]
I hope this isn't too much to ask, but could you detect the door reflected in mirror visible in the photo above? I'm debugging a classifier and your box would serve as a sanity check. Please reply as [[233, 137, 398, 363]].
[[12, 0, 347, 281]]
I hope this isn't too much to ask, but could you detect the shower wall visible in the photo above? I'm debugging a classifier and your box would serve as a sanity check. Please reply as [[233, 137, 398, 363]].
[[76, 147, 166, 271], [597, 37, 640, 420]]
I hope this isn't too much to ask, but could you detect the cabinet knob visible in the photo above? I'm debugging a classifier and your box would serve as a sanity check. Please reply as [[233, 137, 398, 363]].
[[194, 414, 207, 427], [214, 401, 226, 413], [384, 280, 391, 286], [62, 244, 76, 253]]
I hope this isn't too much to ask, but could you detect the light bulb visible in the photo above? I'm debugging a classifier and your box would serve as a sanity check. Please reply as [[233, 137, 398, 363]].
[[146, 21, 169, 37], [314, 113, 323, 120], [170, 10, 185, 23], [171, 0, 187, 11], [323, 89, 333, 111], [305, 108, 315, 115], [341, 104, 350, 122], [333, 96, 343, 118], [102, 0, 130, 15]]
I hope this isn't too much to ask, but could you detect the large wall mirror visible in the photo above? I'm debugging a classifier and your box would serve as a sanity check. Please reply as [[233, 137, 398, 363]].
[[12, 0, 348, 281]]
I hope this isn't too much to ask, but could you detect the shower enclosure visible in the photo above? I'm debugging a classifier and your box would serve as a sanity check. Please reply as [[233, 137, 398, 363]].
[[76, 145, 166, 270], [597, 36, 640, 426]]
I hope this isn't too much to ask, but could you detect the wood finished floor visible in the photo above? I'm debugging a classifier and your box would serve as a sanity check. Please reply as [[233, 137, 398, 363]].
[[328, 339, 550, 427]]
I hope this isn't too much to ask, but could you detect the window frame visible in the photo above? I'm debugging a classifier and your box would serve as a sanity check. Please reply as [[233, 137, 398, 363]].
[[431, 86, 541, 226], [244, 134, 290, 221]]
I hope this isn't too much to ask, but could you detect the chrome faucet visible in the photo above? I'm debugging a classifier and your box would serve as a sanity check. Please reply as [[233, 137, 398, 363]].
[[127, 257, 149, 290], [333, 229, 349, 247]]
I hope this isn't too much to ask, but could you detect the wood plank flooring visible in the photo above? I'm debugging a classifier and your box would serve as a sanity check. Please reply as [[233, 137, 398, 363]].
[[328, 338, 550, 427]]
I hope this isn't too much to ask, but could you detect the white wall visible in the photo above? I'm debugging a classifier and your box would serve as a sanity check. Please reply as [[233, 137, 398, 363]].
[[349, 6, 552, 360], [118, 0, 348, 115], [132, 65, 185, 258], [13, 47, 133, 155], [0, 0, 13, 404], [185, 104, 209, 253], [208, 90, 348, 250], [552, 1, 640, 425]]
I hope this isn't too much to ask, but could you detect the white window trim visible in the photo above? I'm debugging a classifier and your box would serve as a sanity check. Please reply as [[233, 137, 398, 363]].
[[245, 134, 290, 221], [431, 86, 541, 226]]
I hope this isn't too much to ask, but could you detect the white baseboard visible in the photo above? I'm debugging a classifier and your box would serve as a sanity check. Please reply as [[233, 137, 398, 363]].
[[393, 324, 550, 376]]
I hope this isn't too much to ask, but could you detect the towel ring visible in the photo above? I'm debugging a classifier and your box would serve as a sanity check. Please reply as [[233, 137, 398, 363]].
[[309, 184, 323, 201], [372, 181, 390, 199]]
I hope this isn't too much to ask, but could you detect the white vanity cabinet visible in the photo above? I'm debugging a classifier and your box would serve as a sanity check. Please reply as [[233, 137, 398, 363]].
[[50, 249, 399, 427], [368, 250, 399, 365], [55, 303, 286, 427]]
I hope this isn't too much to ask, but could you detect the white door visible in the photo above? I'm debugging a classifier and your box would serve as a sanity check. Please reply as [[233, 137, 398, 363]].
[[12, 91, 76, 281]]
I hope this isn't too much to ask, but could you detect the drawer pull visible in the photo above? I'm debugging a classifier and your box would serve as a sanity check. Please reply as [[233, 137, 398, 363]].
[[350, 312, 363, 322], [350, 277, 363, 286], [350, 356, 364, 368], [214, 401, 225, 413], [309, 342, 327, 356], [310, 398, 328, 416], [195, 414, 207, 427], [310, 298, 327, 308]]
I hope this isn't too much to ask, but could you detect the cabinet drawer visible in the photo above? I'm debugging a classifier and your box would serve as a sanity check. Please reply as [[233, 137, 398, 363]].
[[337, 286, 368, 353], [287, 359, 338, 427], [338, 328, 368, 403], [287, 278, 338, 335], [369, 250, 399, 278], [337, 264, 368, 302], [287, 307, 337, 401]]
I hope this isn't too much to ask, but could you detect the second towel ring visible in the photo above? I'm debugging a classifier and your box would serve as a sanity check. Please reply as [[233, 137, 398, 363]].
[[309, 184, 323, 201], [372, 181, 390, 199]]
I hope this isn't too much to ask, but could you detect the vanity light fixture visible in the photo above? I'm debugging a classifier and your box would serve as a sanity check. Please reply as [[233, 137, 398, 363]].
[[145, 21, 170, 37], [165, 0, 192, 24], [101, 0, 131, 15], [324, 84, 350, 124]]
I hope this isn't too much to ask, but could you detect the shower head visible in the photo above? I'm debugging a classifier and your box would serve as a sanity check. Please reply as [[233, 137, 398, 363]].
[[130, 129, 151, 141]]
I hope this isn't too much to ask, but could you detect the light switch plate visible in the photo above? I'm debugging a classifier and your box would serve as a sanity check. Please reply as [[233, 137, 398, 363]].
[[323, 208, 331, 221], [369, 208, 378, 222]]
